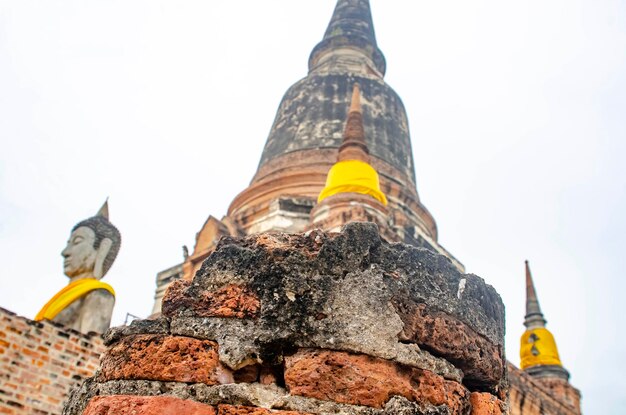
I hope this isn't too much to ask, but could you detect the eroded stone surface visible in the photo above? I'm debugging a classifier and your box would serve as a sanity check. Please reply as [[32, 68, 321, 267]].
[[258, 74, 414, 183], [83, 395, 216, 415], [169, 314, 459, 381], [217, 404, 309, 415], [382, 396, 450, 415], [63, 379, 450, 415], [103, 317, 170, 346], [99, 334, 232, 384], [162, 223, 502, 387], [399, 303, 504, 389], [284, 349, 470, 412]]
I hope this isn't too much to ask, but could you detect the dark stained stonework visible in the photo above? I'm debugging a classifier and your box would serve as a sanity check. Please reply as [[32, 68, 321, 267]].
[[256, 0, 416, 186], [257, 75, 415, 185], [158, 223, 502, 388], [68, 224, 506, 415], [102, 317, 170, 346]]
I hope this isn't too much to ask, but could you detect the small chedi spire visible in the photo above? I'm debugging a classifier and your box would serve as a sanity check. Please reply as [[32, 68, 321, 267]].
[[520, 261, 569, 380], [318, 84, 387, 205], [524, 260, 547, 329], [338, 83, 369, 162]]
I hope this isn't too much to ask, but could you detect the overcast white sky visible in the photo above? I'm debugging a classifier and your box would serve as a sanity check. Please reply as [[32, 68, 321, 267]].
[[1, 1, 625, 413]]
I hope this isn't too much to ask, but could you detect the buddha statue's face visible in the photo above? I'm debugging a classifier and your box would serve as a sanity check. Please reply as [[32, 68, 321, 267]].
[[61, 226, 98, 278]]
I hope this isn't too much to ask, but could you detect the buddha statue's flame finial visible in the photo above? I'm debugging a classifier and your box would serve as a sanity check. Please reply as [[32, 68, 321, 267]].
[[96, 198, 110, 220]]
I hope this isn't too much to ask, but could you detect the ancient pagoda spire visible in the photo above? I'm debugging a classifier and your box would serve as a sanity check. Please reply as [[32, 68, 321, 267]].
[[318, 84, 387, 205], [323, 0, 377, 45], [309, 0, 386, 76], [520, 261, 569, 380], [228, 0, 443, 255], [524, 260, 547, 329]]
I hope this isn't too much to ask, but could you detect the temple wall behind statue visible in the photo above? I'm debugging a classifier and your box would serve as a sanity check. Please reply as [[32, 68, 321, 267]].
[[0, 307, 104, 415]]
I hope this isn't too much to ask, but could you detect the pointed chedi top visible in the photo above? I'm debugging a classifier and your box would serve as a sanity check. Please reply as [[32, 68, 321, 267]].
[[309, 0, 386, 76], [96, 198, 110, 220], [524, 260, 547, 329]]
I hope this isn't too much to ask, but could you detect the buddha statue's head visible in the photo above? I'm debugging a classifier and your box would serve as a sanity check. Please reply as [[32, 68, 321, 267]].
[[61, 201, 121, 280]]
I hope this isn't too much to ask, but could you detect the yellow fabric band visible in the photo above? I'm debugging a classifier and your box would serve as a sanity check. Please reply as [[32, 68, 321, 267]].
[[520, 327, 563, 369], [318, 159, 387, 205], [35, 278, 115, 322]]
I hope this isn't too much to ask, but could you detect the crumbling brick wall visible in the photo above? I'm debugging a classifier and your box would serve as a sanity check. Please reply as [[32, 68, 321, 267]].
[[508, 363, 581, 415], [0, 307, 104, 415], [64, 223, 507, 415]]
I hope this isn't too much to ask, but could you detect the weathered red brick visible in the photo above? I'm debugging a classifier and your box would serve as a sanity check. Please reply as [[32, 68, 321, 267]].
[[470, 392, 503, 415], [284, 349, 469, 411], [162, 280, 260, 319], [83, 395, 216, 415], [160, 279, 190, 317], [0, 308, 105, 415], [398, 303, 503, 387], [99, 334, 233, 384]]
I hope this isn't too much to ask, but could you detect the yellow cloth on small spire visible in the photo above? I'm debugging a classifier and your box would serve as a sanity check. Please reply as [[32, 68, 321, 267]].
[[520, 327, 563, 369], [318, 159, 387, 205], [35, 278, 115, 322]]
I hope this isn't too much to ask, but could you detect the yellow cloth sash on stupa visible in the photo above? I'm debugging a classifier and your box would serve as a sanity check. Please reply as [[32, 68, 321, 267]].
[[35, 278, 115, 322], [318, 159, 387, 205], [520, 327, 563, 369]]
